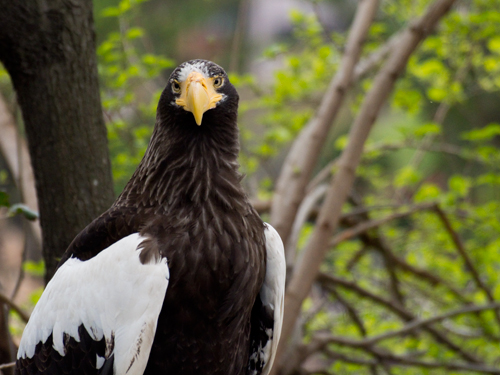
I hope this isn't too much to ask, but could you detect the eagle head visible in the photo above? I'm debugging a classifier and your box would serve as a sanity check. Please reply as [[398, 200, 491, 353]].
[[159, 59, 239, 127]]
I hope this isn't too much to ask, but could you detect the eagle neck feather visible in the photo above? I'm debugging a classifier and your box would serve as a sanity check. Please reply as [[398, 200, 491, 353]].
[[116, 117, 247, 215]]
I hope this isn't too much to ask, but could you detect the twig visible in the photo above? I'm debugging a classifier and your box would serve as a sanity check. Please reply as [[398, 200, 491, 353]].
[[0, 362, 15, 370], [381, 357, 500, 374], [434, 205, 500, 327], [0, 292, 29, 323], [352, 32, 404, 82], [317, 273, 481, 363], [287, 184, 328, 276], [306, 159, 338, 194], [314, 348, 500, 374], [366, 140, 483, 162], [346, 193, 405, 306], [342, 218, 470, 303], [318, 302, 500, 348], [409, 101, 450, 167], [330, 203, 435, 247], [318, 273, 412, 320], [346, 245, 370, 271], [250, 198, 271, 214], [330, 288, 367, 337], [329, 290, 384, 375], [311, 2, 336, 46]]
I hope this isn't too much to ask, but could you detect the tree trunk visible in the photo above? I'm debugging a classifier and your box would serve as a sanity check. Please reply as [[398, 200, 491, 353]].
[[0, 0, 114, 283]]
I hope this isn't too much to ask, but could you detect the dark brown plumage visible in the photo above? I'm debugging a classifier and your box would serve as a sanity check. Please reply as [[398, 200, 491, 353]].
[[16, 60, 274, 375]]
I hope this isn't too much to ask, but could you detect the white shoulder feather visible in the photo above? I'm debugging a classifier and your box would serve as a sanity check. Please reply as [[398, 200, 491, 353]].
[[249, 223, 286, 375]]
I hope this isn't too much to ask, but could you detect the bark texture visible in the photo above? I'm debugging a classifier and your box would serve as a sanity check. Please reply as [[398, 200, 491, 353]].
[[0, 0, 114, 283]]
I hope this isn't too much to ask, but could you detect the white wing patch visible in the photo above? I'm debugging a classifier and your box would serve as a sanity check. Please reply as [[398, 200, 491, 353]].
[[17, 233, 170, 375], [259, 223, 286, 375]]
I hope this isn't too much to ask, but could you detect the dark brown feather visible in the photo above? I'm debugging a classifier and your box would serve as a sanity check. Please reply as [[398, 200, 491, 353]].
[[52, 60, 267, 375]]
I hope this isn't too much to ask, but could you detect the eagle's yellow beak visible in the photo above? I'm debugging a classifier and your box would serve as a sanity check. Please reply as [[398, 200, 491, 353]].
[[175, 72, 223, 125]]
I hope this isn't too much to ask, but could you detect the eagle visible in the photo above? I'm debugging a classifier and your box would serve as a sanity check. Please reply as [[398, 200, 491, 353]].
[[15, 59, 286, 375]]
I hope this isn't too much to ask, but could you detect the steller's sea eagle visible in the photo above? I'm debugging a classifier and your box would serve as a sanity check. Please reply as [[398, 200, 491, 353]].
[[15, 60, 286, 375]]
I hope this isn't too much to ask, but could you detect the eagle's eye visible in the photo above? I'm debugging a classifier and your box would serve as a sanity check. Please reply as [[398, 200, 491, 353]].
[[172, 81, 181, 93], [213, 77, 224, 88]]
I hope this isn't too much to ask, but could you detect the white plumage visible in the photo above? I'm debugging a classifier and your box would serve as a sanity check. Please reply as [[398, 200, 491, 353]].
[[249, 224, 286, 375], [17, 225, 285, 375], [17, 233, 170, 375]]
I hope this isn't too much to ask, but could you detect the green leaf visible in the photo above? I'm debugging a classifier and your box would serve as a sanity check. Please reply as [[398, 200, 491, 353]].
[[448, 175, 471, 197], [126, 27, 144, 40], [23, 260, 45, 277], [334, 135, 349, 150], [394, 166, 421, 188], [488, 36, 500, 53], [414, 122, 441, 138], [8, 204, 39, 221], [462, 123, 500, 141], [100, 6, 121, 18], [29, 288, 44, 306], [118, 0, 131, 13], [427, 87, 447, 102], [414, 183, 442, 202], [477, 173, 500, 185], [415, 59, 445, 78]]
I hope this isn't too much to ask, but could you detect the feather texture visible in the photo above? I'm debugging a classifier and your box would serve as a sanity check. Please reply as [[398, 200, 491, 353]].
[[17, 233, 169, 375], [16, 60, 284, 375], [248, 224, 286, 375]]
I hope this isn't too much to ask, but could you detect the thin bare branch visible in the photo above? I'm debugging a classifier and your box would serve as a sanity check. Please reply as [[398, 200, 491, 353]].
[[353, 32, 404, 82], [318, 273, 412, 320], [366, 140, 482, 162], [270, 0, 379, 244], [434, 205, 500, 326], [345, 194, 405, 306], [314, 348, 500, 374], [250, 198, 271, 214], [306, 159, 338, 193], [330, 203, 435, 247], [381, 357, 500, 374], [318, 273, 480, 363], [287, 184, 328, 274], [335, 206, 470, 303], [0, 362, 14, 371], [331, 287, 367, 337], [0, 292, 29, 323], [317, 302, 500, 348]]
